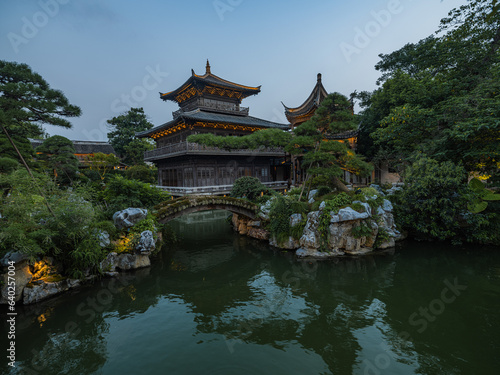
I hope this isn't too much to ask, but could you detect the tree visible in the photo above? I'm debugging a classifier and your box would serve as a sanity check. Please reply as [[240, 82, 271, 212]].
[[107, 107, 154, 165], [286, 92, 372, 196], [36, 135, 79, 184], [0, 60, 81, 215], [357, 0, 500, 183], [85, 152, 120, 181]]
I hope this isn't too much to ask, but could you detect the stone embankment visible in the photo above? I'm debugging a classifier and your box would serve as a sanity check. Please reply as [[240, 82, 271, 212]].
[[0, 207, 158, 305], [232, 187, 404, 259]]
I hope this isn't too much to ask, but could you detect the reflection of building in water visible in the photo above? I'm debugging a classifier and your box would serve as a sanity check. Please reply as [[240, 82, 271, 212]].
[[169, 210, 233, 238]]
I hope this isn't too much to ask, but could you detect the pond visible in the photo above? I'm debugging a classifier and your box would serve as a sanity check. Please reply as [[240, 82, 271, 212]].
[[2, 210, 500, 374]]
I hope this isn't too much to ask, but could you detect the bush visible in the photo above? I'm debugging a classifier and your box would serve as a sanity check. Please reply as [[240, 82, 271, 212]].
[[269, 196, 295, 245], [0, 170, 109, 277], [316, 185, 332, 197], [103, 176, 170, 214], [125, 164, 157, 183], [231, 176, 268, 201], [0, 157, 19, 174], [393, 157, 467, 241]]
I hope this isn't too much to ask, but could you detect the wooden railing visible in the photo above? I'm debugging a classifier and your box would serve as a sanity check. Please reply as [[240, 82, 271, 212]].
[[156, 181, 288, 196], [144, 142, 285, 161]]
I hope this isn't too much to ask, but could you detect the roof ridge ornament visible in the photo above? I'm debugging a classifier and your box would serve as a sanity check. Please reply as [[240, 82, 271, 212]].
[[317, 73, 322, 82], [206, 59, 211, 74]]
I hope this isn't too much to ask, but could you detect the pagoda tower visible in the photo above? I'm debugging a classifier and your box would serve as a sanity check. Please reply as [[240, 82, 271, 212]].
[[137, 61, 289, 195]]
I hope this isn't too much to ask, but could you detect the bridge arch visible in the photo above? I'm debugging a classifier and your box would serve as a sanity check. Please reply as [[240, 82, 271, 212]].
[[155, 195, 258, 223]]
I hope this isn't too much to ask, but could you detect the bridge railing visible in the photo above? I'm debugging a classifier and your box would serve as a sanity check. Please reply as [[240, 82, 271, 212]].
[[156, 181, 288, 196]]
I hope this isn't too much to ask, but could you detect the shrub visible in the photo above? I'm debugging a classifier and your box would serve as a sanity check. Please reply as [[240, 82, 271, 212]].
[[125, 164, 157, 183], [316, 185, 332, 197], [103, 175, 170, 214], [351, 222, 372, 238], [0, 157, 19, 174], [231, 176, 268, 201]]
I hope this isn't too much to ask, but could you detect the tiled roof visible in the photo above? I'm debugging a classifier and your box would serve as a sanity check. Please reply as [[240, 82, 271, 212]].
[[29, 139, 116, 154], [136, 109, 288, 137]]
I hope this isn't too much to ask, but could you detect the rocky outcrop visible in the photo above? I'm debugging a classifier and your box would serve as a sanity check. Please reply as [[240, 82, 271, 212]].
[[0, 252, 32, 303], [233, 195, 402, 259], [100, 252, 151, 272], [23, 278, 81, 305], [136, 230, 156, 255], [113, 208, 148, 230]]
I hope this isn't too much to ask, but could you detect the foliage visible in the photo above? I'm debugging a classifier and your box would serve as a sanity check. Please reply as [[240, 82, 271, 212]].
[[35, 135, 79, 185], [106, 107, 154, 165], [287, 93, 372, 194], [187, 128, 292, 150], [0, 132, 35, 165], [85, 152, 121, 180], [0, 170, 107, 277], [467, 177, 500, 213], [373, 227, 391, 249], [268, 196, 297, 245], [125, 164, 157, 183], [351, 222, 372, 239], [0, 60, 81, 137], [103, 175, 170, 213], [0, 157, 19, 174], [350, 202, 366, 213], [114, 212, 161, 254], [231, 176, 269, 201], [392, 157, 469, 240], [356, 0, 500, 183], [316, 185, 333, 197]]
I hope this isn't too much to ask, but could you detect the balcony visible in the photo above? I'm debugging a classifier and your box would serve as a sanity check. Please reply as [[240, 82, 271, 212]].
[[144, 141, 285, 161], [155, 181, 288, 196]]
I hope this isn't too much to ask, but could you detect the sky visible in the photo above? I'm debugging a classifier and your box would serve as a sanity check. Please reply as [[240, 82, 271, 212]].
[[0, 0, 469, 142]]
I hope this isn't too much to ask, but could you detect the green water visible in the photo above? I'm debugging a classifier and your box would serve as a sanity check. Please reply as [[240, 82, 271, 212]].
[[2, 211, 500, 375]]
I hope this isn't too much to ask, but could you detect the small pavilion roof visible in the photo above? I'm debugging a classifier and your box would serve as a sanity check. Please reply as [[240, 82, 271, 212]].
[[282, 73, 328, 123], [160, 60, 261, 102]]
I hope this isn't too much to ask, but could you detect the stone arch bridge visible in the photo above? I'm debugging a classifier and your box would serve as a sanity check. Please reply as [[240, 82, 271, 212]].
[[155, 195, 258, 223]]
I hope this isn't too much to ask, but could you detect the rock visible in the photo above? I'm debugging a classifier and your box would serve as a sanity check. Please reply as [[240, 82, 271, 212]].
[[270, 236, 300, 250], [113, 208, 148, 230], [0, 251, 30, 267], [299, 211, 321, 250], [319, 201, 326, 211], [23, 279, 81, 305], [308, 189, 318, 201], [259, 199, 274, 220], [97, 230, 110, 247], [289, 214, 303, 228], [100, 252, 118, 273], [308, 197, 315, 204], [352, 201, 372, 216], [382, 199, 393, 212], [247, 221, 261, 228], [0, 262, 32, 304], [332, 207, 370, 222], [247, 228, 269, 241], [116, 254, 151, 270], [135, 230, 156, 254], [296, 247, 344, 258], [370, 184, 385, 195]]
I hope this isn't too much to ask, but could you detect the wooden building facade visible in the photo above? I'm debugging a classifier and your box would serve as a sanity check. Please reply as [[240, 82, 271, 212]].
[[137, 61, 290, 195]]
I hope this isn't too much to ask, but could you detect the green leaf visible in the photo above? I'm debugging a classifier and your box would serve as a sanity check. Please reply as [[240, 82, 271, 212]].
[[467, 200, 488, 213], [483, 193, 500, 201], [468, 177, 485, 192]]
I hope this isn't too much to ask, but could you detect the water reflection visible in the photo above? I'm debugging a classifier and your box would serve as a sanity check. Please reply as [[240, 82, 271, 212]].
[[3, 211, 500, 374]]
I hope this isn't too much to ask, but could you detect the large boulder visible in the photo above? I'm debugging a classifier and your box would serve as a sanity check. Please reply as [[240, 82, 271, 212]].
[[299, 211, 321, 250], [136, 230, 156, 255], [270, 235, 300, 250], [330, 207, 370, 223], [113, 208, 148, 230], [289, 213, 303, 227], [23, 278, 81, 305], [116, 254, 151, 270], [0, 252, 32, 304]]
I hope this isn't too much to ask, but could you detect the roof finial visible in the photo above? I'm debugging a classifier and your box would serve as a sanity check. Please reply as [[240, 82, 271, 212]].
[[317, 73, 322, 82], [206, 59, 211, 74]]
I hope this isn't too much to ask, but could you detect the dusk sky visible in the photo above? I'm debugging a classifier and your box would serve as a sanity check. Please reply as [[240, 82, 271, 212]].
[[0, 0, 468, 142]]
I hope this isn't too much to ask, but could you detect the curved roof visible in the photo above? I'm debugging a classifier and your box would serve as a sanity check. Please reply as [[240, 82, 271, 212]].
[[160, 60, 261, 102], [136, 109, 288, 138], [282, 73, 328, 123]]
